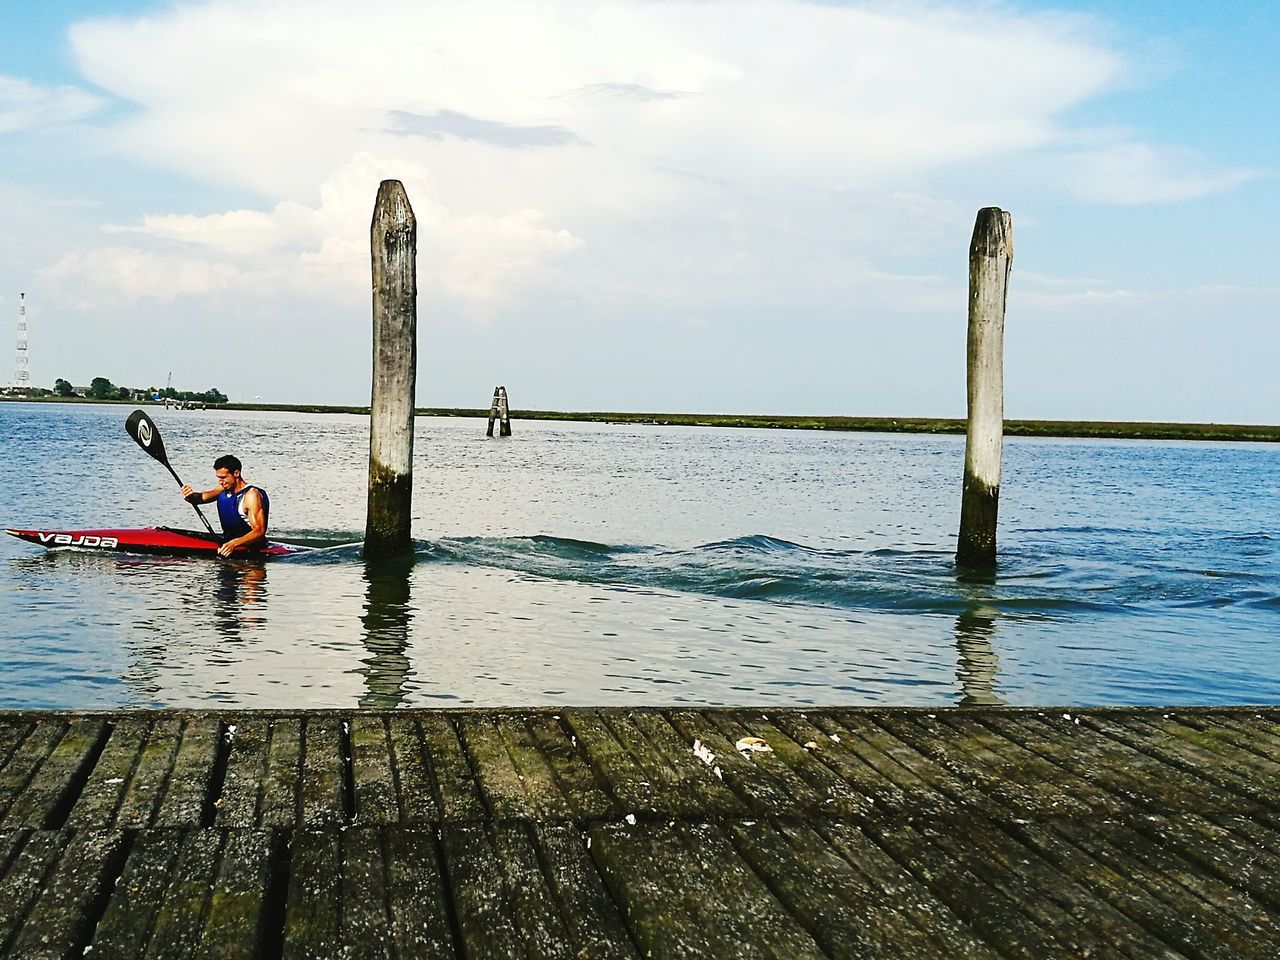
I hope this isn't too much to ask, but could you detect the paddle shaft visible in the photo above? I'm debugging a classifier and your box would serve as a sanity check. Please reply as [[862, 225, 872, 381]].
[[175, 470, 217, 536]]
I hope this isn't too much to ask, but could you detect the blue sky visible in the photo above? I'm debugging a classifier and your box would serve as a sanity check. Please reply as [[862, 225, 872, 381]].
[[0, 0, 1275, 420]]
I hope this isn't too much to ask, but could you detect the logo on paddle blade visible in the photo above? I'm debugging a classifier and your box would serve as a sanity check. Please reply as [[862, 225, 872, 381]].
[[137, 419, 153, 447]]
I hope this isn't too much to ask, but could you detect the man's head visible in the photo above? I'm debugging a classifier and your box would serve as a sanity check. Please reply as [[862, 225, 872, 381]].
[[213, 454, 243, 492]]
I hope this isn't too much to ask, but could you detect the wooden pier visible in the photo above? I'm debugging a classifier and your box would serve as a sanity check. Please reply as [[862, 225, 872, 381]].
[[1, 706, 1278, 958]]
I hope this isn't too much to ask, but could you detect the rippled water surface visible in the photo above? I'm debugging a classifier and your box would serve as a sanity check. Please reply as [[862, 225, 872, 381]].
[[2, 402, 1278, 708]]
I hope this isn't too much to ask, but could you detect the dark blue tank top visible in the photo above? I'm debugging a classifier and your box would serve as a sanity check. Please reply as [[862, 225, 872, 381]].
[[216, 485, 269, 538]]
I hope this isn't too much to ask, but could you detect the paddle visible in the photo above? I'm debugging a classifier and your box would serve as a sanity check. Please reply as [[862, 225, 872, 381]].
[[125, 409, 217, 536]]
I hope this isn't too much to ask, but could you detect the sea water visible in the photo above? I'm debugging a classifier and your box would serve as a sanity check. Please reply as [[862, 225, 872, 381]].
[[1, 402, 1277, 708]]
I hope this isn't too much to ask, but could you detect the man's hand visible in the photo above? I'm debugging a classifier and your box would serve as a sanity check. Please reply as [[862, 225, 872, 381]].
[[181, 484, 195, 499], [217, 540, 236, 558]]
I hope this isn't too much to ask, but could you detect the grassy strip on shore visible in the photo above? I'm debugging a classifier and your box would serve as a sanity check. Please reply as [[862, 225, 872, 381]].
[[9, 395, 1278, 441], [225, 403, 1279, 442]]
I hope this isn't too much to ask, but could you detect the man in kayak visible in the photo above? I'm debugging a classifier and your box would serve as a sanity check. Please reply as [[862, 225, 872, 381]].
[[180, 455, 269, 557]]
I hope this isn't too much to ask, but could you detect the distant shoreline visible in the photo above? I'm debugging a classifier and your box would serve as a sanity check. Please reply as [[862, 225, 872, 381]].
[[7, 395, 1278, 442]]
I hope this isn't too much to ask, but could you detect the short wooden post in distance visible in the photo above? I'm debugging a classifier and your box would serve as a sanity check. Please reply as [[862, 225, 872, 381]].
[[365, 180, 417, 559], [498, 386, 512, 437], [486, 387, 501, 437], [957, 207, 1012, 568]]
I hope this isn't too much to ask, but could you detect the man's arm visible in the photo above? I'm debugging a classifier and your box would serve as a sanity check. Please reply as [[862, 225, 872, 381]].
[[217, 488, 267, 557], [179, 484, 219, 504]]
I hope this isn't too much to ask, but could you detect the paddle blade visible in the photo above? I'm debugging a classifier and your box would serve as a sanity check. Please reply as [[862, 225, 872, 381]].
[[125, 409, 170, 466]]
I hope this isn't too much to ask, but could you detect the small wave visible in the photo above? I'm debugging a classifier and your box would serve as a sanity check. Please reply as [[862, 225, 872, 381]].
[[697, 534, 813, 554], [272, 531, 1280, 621]]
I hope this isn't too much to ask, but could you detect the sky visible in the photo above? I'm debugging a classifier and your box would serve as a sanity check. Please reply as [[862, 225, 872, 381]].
[[0, 0, 1275, 420]]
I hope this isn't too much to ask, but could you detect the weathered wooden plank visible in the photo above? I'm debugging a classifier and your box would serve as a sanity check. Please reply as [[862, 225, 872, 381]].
[[1080, 714, 1275, 811], [590, 820, 824, 959], [1102, 818, 1280, 948], [996, 714, 1241, 814], [562, 710, 660, 814], [873, 712, 1095, 819], [8, 830, 127, 960], [630, 711, 748, 818], [864, 817, 1065, 960], [930, 711, 1126, 813], [716, 710, 873, 817], [819, 712, 987, 809], [1006, 817, 1239, 960], [1135, 813, 1280, 912], [459, 715, 536, 820], [1126, 715, 1280, 801], [1177, 714, 1280, 764], [89, 828, 185, 959], [816, 821, 1003, 959], [728, 818, 994, 959], [496, 714, 580, 820], [350, 715, 398, 825], [420, 714, 486, 823], [386, 716, 440, 824], [195, 829, 277, 960], [1050, 816, 1280, 957], [905, 815, 1156, 959], [0, 827, 28, 877], [117, 718, 183, 829], [593, 713, 706, 819], [441, 823, 524, 959], [383, 828, 455, 957], [524, 714, 618, 821], [0, 719, 34, 770], [67, 718, 149, 829], [0, 718, 65, 822], [722, 710, 889, 816], [490, 822, 575, 959], [282, 830, 342, 960], [1208, 811, 1280, 859], [339, 827, 394, 959], [145, 828, 225, 959], [155, 716, 221, 828], [533, 822, 640, 959], [0, 830, 67, 952], [259, 718, 302, 829], [300, 716, 345, 827], [215, 717, 269, 827], [2, 717, 106, 828]]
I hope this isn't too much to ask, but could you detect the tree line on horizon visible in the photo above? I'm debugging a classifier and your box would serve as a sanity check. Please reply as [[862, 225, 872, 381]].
[[51, 377, 228, 404]]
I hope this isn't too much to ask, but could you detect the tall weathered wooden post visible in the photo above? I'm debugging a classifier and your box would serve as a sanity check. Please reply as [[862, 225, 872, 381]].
[[365, 180, 417, 559], [957, 207, 1012, 568]]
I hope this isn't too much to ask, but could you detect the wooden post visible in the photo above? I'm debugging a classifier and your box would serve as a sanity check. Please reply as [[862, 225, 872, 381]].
[[498, 385, 512, 437], [486, 387, 501, 437], [957, 207, 1012, 568], [486, 386, 513, 437], [365, 180, 417, 559]]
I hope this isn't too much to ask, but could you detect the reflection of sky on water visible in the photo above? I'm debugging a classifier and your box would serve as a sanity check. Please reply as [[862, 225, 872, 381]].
[[1, 403, 1278, 708]]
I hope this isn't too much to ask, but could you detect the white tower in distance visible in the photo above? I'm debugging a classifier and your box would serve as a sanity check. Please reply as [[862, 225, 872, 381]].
[[12, 293, 30, 392]]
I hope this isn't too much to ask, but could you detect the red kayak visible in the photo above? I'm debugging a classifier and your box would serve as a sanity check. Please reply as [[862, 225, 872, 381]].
[[5, 527, 310, 558]]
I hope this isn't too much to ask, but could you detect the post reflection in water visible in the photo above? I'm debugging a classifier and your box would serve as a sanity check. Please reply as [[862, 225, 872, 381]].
[[213, 560, 268, 641], [358, 555, 416, 708], [954, 604, 1005, 706]]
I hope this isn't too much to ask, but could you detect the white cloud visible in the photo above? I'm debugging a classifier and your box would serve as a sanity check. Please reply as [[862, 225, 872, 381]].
[[1053, 141, 1258, 204], [40, 247, 241, 304], [68, 1, 1125, 200], [80, 152, 583, 307], [0, 75, 103, 133], [51, 0, 1246, 318]]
